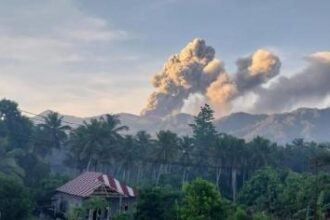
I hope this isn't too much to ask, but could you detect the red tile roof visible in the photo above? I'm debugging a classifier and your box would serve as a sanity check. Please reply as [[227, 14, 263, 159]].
[[56, 171, 136, 198]]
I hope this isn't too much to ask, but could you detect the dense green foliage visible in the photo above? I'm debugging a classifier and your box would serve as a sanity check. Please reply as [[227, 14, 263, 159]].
[[1, 99, 330, 219], [181, 179, 224, 220], [0, 174, 32, 220], [135, 187, 180, 220]]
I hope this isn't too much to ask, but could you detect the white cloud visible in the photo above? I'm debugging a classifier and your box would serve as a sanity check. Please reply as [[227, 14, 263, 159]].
[[0, 36, 75, 64], [0, 0, 151, 116], [56, 17, 129, 42]]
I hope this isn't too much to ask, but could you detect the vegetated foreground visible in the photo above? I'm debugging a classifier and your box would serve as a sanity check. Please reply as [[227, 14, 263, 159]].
[[1, 98, 330, 219]]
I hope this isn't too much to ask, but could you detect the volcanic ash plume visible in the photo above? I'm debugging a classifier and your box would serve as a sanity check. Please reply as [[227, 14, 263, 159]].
[[141, 38, 225, 117], [204, 49, 280, 117], [253, 51, 330, 113], [141, 38, 282, 118], [235, 49, 281, 93], [206, 73, 237, 117]]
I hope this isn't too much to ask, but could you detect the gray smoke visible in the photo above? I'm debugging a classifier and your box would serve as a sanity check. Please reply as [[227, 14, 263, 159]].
[[235, 49, 281, 93], [206, 49, 281, 117], [142, 39, 330, 117], [253, 52, 330, 113]]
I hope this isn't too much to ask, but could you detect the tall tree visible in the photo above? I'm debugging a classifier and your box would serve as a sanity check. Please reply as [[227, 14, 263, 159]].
[[135, 130, 154, 184], [178, 136, 195, 187], [68, 114, 128, 172], [0, 99, 33, 150], [155, 130, 179, 183], [190, 104, 217, 149], [0, 138, 24, 178], [212, 134, 226, 191], [120, 135, 139, 183], [246, 136, 277, 175], [102, 114, 128, 141], [189, 104, 217, 175], [221, 134, 245, 202], [38, 112, 71, 150], [69, 119, 108, 171]]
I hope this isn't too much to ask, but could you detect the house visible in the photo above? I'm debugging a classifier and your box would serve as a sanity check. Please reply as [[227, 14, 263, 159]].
[[52, 171, 137, 219]]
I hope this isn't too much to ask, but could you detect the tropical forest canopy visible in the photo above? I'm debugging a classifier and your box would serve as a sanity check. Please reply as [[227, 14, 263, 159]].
[[1, 98, 330, 219]]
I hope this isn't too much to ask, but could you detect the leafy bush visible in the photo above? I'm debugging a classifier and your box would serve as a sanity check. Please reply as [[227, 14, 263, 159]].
[[0, 174, 33, 220]]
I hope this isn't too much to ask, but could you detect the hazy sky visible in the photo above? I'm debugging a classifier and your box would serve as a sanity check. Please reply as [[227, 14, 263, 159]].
[[0, 0, 329, 116]]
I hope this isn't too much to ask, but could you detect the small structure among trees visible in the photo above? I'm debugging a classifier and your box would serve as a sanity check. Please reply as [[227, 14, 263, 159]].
[[52, 171, 137, 220]]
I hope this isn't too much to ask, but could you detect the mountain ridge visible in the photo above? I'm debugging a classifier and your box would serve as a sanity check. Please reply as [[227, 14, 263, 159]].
[[36, 107, 330, 143]]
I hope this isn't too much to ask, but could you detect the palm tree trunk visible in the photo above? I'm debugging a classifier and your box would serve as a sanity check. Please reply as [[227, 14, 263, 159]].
[[94, 160, 98, 171], [126, 169, 130, 183], [140, 166, 144, 183], [156, 164, 163, 184], [242, 169, 247, 185], [136, 165, 141, 184], [122, 169, 126, 182], [114, 165, 119, 177], [153, 167, 157, 183], [216, 167, 222, 191], [181, 168, 187, 189], [86, 157, 92, 171], [164, 163, 168, 174], [137, 164, 143, 184], [232, 168, 237, 203]]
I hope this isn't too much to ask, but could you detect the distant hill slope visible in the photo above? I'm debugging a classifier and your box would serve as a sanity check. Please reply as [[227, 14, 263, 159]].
[[215, 108, 330, 143], [37, 107, 330, 143]]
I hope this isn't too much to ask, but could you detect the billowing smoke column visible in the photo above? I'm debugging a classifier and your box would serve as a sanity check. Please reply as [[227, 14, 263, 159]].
[[142, 38, 281, 118], [141, 38, 225, 117], [206, 73, 237, 117], [235, 49, 281, 92], [206, 49, 281, 117]]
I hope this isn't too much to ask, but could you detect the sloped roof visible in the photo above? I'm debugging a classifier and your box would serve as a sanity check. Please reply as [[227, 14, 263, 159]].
[[56, 171, 136, 198]]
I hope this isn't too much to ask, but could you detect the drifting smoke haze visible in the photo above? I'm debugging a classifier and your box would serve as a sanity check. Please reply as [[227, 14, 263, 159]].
[[253, 52, 330, 113], [141, 38, 330, 118]]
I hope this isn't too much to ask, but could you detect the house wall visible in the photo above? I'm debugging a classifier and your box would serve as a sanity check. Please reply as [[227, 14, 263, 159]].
[[52, 192, 137, 219], [107, 197, 136, 215], [53, 192, 83, 214]]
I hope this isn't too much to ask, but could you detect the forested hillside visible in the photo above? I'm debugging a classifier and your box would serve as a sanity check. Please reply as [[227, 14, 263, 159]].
[[38, 106, 330, 143]]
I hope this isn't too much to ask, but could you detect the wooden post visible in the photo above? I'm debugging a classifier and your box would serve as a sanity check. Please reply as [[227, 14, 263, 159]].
[[88, 208, 93, 220], [119, 196, 123, 213], [106, 206, 111, 220]]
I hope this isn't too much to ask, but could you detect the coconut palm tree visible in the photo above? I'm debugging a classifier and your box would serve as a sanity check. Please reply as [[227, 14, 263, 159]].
[[212, 134, 227, 191], [101, 114, 129, 173], [68, 114, 129, 173], [155, 130, 179, 184], [135, 130, 154, 184], [39, 111, 71, 150], [70, 119, 107, 171], [247, 136, 276, 173], [178, 136, 194, 187], [222, 134, 245, 203], [120, 135, 140, 183], [102, 114, 128, 140]]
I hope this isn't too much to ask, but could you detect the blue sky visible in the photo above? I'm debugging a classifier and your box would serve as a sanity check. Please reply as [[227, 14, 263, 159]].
[[0, 0, 329, 116]]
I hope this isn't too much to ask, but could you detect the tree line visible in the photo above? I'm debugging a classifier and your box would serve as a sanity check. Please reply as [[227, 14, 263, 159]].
[[1, 98, 330, 219]]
